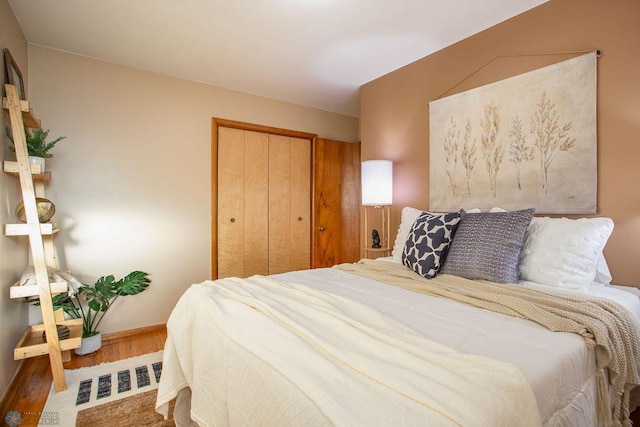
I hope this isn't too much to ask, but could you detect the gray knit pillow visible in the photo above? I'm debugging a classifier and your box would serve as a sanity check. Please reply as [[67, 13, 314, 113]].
[[440, 208, 535, 283]]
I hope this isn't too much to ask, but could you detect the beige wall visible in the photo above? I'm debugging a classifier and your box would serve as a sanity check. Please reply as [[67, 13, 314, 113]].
[[25, 46, 358, 334], [361, 0, 640, 286], [0, 0, 29, 402]]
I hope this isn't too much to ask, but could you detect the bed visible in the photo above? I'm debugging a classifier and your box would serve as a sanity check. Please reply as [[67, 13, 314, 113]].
[[156, 208, 640, 426]]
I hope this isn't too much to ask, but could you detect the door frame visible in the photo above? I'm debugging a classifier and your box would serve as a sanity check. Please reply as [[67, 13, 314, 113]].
[[211, 118, 317, 279]]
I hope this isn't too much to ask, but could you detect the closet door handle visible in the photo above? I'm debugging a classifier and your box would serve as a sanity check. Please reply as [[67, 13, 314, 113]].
[[230, 218, 236, 223], [318, 226, 325, 231]]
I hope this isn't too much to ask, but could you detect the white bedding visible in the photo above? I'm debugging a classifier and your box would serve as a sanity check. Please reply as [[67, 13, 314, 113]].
[[157, 265, 640, 426], [275, 268, 594, 425]]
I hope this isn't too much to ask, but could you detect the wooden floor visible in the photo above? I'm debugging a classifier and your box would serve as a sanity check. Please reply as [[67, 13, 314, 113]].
[[0, 325, 166, 425], [1, 323, 639, 425]]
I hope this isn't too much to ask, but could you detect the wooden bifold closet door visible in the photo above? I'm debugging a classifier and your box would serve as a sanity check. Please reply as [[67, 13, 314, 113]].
[[217, 126, 311, 279]]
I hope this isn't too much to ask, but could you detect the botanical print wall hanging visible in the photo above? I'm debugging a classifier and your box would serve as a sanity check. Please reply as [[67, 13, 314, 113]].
[[428, 52, 597, 214]]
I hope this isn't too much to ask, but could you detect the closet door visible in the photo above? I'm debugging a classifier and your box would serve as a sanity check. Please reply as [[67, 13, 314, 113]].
[[217, 127, 269, 278], [268, 135, 311, 274], [216, 123, 311, 279]]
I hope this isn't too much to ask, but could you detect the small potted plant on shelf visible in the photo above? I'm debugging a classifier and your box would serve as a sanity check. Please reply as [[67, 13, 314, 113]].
[[36, 270, 151, 355], [5, 125, 66, 171]]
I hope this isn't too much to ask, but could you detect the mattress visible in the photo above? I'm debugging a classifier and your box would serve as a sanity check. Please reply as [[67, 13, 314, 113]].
[[157, 264, 640, 426]]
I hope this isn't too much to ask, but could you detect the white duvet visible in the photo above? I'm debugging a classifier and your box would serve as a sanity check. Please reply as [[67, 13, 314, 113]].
[[157, 265, 640, 426]]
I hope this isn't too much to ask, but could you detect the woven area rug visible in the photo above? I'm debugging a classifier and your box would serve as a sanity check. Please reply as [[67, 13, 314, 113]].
[[75, 389, 174, 426], [41, 351, 167, 426]]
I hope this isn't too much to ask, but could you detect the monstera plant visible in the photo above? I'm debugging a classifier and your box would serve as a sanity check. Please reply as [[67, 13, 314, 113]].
[[49, 270, 151, 338]]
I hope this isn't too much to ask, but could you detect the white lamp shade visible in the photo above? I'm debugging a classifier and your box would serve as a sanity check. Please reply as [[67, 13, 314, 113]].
[[362, 160, 393, 206]]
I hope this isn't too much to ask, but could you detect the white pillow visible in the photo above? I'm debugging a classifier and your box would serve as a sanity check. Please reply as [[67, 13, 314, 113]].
[[594, 252, 613, 285], [494, 206, 613, 284], [391, 207, 423, 261], [518, 217, 614, 291]]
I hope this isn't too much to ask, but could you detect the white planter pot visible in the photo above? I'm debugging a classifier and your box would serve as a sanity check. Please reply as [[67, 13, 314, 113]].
[[75, 332, 102, 356], [28, 156, 46, 172]]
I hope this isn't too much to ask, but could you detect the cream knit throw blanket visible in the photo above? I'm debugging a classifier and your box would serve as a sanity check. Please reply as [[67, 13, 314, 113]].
[[335, 259, 640, 427]]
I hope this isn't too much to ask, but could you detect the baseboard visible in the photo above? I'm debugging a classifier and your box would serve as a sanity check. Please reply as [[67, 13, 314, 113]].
[[102, 324, 166, 343], [0, 359, 25, 418]]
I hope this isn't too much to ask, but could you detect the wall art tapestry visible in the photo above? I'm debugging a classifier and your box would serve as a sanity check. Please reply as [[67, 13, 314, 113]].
[[428, 52, 597, 214]]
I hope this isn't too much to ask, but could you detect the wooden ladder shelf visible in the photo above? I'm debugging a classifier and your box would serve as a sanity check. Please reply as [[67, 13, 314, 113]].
[[3, 84, 80, 392]]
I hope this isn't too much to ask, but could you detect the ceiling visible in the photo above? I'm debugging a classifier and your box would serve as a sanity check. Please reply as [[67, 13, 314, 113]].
[[9, 0, 547, 117]]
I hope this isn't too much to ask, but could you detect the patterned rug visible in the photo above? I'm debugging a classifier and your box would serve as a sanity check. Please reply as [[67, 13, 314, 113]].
[[40, 351, 164, 426]]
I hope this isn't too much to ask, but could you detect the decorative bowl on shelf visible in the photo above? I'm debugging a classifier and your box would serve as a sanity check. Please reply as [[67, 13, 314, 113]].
[[15, 197, 55, 223]]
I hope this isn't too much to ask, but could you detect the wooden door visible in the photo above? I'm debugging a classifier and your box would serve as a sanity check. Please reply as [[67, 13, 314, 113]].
[[312, 139, 361, 268], [269, 135, 311, 274], [217, 127, 269, 278]]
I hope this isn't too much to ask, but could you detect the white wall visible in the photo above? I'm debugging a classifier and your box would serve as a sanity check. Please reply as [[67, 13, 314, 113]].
[[27, 45, 359, 334], [0, 0, 30, 402]]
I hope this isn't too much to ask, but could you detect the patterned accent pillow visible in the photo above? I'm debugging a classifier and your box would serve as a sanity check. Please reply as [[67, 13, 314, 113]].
[[440, 208, 535, 284], [402, 210, 464, 279]]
